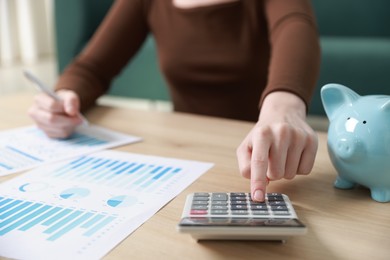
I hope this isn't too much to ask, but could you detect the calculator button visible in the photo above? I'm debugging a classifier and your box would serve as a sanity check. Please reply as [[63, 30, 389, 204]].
[[193, 196, 209, 201], [267, 195, 284, 201], [230, 196, 246, 201], [250, 205, 268, 210], [249, 201, 267, 205], [230, 200, 247, 205], [211, 193, 228, 201], [191, 205, 208, 210], [190, 209, 208, 215], [270, 205, 288, 211], [231, 205, 248, 210], [211, 201, 228, 206], [194, 193, 210, 197], [210, 210, 228, 215], [251, 210, 269, 215], [231, 210, 248, 215], [273, 211, 290, 215], [248, 198, 266, 204], [192, 200, 209, 205], [230, 192, 246, 196], [268, 201, 286, 206], [211, 205, 228, 210]]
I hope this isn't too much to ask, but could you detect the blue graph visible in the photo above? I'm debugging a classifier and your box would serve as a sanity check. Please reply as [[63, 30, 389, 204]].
[[32, 128, 109, 147], [0, 196, 116, 241], [0, 128, 111, 175], [64, 132, 108, 146], [48, 155, 183, 192], [0, 146, 43, 171]]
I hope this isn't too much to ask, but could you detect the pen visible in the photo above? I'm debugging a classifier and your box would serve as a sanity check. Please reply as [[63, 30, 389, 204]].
[[23, 70, 89, 126]]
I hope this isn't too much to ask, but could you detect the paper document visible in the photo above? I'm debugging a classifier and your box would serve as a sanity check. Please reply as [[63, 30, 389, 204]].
[[0, 150, 213, 259], [0, 125, 141, 176]]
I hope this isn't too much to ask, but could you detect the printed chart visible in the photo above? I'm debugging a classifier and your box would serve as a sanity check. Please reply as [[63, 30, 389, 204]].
[[0, 125, 141, 176], [0, 150, 213, 259]]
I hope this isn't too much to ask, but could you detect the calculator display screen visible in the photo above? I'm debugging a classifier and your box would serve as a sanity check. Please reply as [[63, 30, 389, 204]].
[[179, 217, 305, 227]]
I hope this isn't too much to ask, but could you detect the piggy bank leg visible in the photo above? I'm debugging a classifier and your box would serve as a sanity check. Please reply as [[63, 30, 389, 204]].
[[334, 176, 355, 189], [371, 189, 390, 203]]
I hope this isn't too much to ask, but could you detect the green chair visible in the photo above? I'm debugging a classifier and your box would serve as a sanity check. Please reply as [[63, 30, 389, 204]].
[[54, 0, 390, 116], [54, 0, 169, 101], [309, 0, 390, 115]]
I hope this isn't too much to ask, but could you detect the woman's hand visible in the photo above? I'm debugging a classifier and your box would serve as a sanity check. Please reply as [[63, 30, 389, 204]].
[[236, 91, 318, 201], [28, 89, 84, 138]]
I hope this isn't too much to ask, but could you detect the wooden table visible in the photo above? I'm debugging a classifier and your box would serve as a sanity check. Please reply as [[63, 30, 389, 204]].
[[0, 93, 389, 260]]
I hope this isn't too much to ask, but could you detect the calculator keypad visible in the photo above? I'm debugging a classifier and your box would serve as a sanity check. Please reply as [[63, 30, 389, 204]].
[[189, 192, 293, 218]]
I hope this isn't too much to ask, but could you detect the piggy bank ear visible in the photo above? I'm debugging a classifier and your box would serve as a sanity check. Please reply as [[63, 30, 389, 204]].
[[320, 84, 360, 120]]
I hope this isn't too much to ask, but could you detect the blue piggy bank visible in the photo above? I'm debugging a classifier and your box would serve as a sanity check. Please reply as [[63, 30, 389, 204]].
[[321, 84, 390, 202]]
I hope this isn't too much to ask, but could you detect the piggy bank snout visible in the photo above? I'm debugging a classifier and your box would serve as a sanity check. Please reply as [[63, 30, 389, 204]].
[[331, 135, 365, 161]]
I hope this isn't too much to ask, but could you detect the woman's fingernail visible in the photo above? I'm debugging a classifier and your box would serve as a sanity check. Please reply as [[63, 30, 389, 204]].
[[254, 190, 264, 201]]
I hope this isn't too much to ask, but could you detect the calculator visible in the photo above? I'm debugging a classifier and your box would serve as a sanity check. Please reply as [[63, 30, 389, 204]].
[[177, 192, 306, 241]]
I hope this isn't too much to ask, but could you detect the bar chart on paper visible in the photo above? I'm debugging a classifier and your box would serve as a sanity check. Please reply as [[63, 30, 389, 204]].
[[0, 196, 117, 241], [0, 150, 213, 260], [47, 154, 185, 194], [0, 125, 141, 176]]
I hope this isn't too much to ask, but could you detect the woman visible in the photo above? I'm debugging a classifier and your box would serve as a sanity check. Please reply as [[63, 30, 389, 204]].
[[28, 0, 321, 201]]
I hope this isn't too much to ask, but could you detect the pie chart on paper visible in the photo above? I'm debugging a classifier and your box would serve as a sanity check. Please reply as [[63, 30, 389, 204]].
[[18, 182, 49, 192], [59, 187, 90, 199], [107, 195, 138, 208]]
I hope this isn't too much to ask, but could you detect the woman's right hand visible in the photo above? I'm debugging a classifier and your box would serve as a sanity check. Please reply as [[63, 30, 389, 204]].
[[28, 89, 84, 138]]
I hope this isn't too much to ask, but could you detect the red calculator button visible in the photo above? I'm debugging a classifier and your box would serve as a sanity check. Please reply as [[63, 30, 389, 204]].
[[190, 210, 208, 215]]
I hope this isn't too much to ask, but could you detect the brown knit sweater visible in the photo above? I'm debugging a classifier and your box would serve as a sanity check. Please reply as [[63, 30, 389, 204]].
[[56, 0, 320, 122]]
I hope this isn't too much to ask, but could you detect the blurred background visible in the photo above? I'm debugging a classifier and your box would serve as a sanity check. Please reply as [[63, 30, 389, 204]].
[[0, 0, 56, 92], [0, 0, 171, 112]]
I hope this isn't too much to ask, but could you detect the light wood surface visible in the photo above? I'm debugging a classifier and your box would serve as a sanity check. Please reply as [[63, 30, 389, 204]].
[[0, 93, 389, 260]]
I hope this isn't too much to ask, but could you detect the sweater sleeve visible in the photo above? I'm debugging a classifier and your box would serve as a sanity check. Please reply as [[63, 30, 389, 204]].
[[55, 0, 150, 111], [260, 0, 321, 111]]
